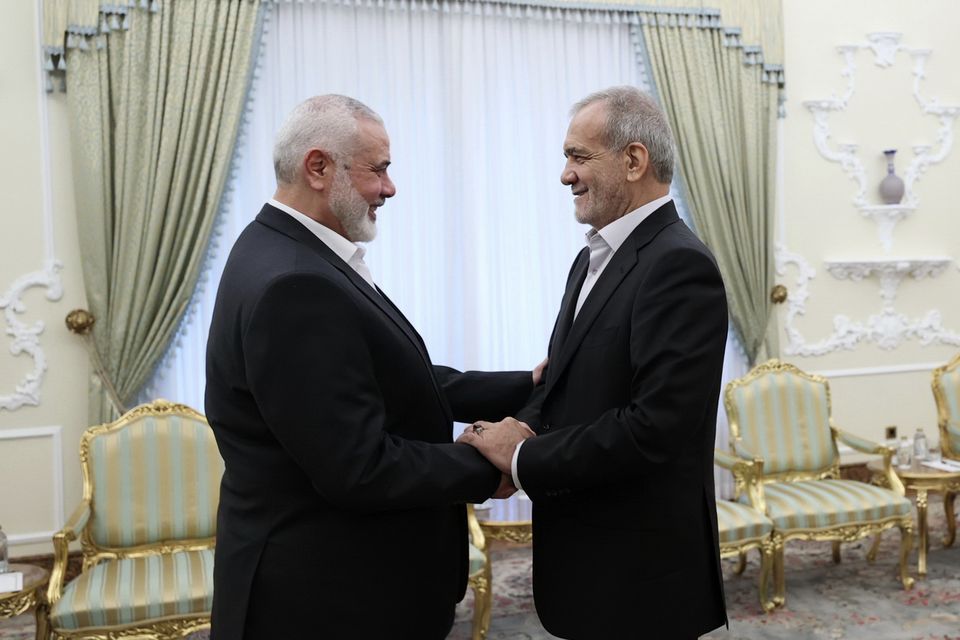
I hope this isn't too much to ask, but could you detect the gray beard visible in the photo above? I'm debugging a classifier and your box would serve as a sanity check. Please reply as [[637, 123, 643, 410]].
[[330, 171, 377, 243]]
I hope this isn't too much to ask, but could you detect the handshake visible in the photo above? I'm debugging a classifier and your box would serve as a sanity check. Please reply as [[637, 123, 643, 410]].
[[457, 417, 536, 499]]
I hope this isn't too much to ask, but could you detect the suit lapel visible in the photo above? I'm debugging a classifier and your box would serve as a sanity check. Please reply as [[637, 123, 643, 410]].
[[548, 248, 589, 364], [545, 202, 681, 396], [256, 205, 453, 421]]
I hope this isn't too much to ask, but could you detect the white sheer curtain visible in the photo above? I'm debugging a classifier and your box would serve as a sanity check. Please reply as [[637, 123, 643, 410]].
[[147, 0, 646, 401]]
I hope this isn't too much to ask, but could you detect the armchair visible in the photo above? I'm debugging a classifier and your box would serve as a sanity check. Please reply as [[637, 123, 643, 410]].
[[713, 450, 775, 612], [724, 360, 914, 607], [44, 400, 223, 639], [466, 504, 492, 640], [932, 352, 960, 545]]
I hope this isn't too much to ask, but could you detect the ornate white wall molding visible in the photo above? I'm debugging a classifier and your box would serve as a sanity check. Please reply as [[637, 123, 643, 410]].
[[802, 32, 958, 251], [0, 425, 64, 544], [777, 246, 960, 355], [0, 261, 64, 410], [0, 1, 66, 412]]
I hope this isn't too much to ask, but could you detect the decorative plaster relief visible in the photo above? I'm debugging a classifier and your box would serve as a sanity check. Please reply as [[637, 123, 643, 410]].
[[777, 246, 960, 355], [0, 261, 63, 410], [802, 32, 958, 250]]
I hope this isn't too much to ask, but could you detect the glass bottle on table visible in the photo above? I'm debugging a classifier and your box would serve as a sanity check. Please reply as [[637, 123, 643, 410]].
[[0, 525, 8, 573], [914, 428, 928, 462], [897, 436, 912, 468]]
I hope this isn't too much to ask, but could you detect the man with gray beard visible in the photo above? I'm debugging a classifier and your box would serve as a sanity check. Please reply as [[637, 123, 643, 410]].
[[205, 95, 540, 639]]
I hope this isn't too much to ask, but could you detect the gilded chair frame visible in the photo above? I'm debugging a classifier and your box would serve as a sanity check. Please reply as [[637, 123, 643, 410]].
[[931, 353, 960, 546], [932, 352, 960, 461], [724, 360, 914, 607], [466, 504, 492, 640], [713, 450, 775, 612], [44, 400, 216, 640]]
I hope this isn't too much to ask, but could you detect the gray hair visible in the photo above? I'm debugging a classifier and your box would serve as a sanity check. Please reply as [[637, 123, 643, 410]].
[[571, 86, 675, 184], [273, 95, 383, 184]]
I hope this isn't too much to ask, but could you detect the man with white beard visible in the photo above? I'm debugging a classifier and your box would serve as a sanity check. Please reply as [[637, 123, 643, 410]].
[[205, 95, 540, 639]]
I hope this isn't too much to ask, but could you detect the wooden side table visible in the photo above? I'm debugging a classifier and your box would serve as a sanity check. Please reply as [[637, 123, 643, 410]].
[[0, 563, 50, 640], [867, 458, 960, 576]]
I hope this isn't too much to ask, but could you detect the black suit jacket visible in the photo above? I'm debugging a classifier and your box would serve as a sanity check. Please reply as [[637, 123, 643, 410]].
[[205, 204, 532, 639], [516, 201, 728, 639]]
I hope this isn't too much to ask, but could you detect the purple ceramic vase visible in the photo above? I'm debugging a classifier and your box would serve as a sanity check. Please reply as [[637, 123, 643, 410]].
[[879, 149, 905, 205]]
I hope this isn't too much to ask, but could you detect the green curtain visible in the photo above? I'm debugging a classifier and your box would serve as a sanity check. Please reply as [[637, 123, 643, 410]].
[[59, 0, 262, 423], [641, 13, 780, 363]]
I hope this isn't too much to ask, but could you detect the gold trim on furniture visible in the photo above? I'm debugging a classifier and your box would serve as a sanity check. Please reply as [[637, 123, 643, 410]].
[[467, 504, 492, 640], [724, 359, 915, 607], [868, 458, 960, 575], [45, 400, 219, 640], [932, 353, 960, 462], [0, 563, 49, 640]]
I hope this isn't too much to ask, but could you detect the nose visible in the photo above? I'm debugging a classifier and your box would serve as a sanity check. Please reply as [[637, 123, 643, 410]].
[[381, 173, 396, 199], [561, 164, 576, 186]]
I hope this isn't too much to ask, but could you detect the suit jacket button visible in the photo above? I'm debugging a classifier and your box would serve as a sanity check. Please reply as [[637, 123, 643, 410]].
[[542, 424, 551, 431]]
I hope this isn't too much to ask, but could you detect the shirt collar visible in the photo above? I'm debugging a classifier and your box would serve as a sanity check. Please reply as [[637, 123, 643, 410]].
[[268, 198, 363, 266], [586, 194, 673, 252]]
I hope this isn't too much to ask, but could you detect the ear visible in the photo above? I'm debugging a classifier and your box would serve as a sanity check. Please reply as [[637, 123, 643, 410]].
[[303, 148, 334, 191], [624, 142, 650, 183]]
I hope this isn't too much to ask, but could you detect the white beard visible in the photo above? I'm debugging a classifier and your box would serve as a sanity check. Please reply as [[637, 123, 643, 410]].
[[330, 170, 377, 243]]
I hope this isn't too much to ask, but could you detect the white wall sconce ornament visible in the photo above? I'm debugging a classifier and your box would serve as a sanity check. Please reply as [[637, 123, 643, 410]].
[[802, 32, 959, 252]]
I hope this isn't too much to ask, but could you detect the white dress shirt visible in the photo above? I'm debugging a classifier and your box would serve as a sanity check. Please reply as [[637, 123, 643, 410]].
[[268, 198, 377, 290], [511, 194, 673, 490]]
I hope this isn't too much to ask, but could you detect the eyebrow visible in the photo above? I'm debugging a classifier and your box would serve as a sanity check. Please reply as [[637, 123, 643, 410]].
[[564, 146, 588, 157]]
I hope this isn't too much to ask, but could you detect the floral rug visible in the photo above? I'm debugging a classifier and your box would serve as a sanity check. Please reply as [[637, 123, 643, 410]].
[[4, 502, 958, 639]]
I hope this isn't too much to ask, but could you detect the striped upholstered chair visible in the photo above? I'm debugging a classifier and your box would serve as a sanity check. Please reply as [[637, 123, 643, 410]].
[[724, 360, 914, 608], [713, 450, 775, 612], [43, 400, 223, 640], [932, 352, 960, 545]]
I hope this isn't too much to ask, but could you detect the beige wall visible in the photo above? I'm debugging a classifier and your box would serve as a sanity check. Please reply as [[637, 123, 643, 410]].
[[0, 0, 958, 557], [0, 0, 88, 557], [779, 0, 960, 447]]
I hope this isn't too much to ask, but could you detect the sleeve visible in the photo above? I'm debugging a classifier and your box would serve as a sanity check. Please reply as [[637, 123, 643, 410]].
[[517, 247, 728, 491], [243, 273, 500, 512], [432, 366, 534, 424]]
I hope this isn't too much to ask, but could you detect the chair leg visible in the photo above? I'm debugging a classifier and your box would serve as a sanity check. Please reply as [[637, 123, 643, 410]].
[[831, 540, 841, 564], [759, 539, 775, 613], [898, 522, 915, 591], [470, 569, 490, 640], [866, 533, 881, 562], [943, 491, 956, 548], [734, 550, 747, 575], [34, 603, 50, 640], [772, 535, 786, 608]]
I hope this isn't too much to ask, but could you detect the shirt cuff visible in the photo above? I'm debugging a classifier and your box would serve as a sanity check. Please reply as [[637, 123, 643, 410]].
[[511, 440, 524, 492]]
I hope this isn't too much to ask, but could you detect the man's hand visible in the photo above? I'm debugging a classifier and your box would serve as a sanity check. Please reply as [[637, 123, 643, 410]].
[[457, 417, 536, 474], [532, 357, 549, 386], [493, 474, 516, 499]]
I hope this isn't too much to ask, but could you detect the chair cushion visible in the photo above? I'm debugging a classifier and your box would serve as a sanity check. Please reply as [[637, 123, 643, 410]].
[[748, 480, 911, 533], [468, 543, 486, 576], [716, 500, 773, 545], [50, 549, 213, 630]]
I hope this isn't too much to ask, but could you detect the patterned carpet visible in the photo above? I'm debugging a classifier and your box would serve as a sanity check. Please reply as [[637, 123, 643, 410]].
[[4, 502, 957, 639]]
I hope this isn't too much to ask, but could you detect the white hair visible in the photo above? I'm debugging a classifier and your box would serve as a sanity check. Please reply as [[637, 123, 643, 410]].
[[273, 95, 383, 184], [571, 86, 675, 184]]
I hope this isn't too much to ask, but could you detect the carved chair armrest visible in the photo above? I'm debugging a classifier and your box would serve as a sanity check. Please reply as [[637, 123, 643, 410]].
[[47, 501, 91, 606], [946, 420, 960, 440], [714, 447, 767, 514], [832, 426, 886, 455], [832, 426, 905, 495]]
